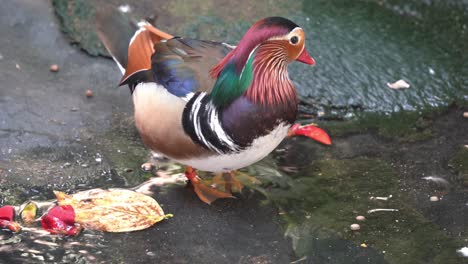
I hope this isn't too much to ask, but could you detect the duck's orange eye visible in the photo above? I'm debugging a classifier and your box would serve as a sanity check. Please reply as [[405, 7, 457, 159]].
[[290, 36, 299, 44]]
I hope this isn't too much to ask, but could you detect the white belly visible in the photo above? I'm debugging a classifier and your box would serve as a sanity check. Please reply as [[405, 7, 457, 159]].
[[175, 123, 290, 172]]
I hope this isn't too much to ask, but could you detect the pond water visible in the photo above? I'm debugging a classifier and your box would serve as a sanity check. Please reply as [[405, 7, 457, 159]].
[[1, 0, 467, 263]]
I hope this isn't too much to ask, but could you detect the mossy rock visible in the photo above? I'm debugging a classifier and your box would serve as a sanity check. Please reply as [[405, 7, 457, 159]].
[[52, 0, 108, 56]]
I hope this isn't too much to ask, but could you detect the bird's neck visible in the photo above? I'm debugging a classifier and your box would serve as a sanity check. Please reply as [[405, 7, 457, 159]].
[[245, 43, 297, 110], [210, 44, 297, 110]]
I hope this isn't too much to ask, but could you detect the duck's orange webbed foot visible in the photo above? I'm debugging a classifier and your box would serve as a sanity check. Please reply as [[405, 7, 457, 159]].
[[287, 123, 332, 145], [211, 171, 260, 194], [185, 166, 234, 204]]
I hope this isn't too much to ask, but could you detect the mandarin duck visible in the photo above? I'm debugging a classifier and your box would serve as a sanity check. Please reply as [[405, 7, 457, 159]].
[[96, 9, 331, 204]]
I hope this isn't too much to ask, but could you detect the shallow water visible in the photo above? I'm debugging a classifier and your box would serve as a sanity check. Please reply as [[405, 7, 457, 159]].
[[162, 0, 468, 116], [293, 0, 468, 115], [1, 0, 468, 263]]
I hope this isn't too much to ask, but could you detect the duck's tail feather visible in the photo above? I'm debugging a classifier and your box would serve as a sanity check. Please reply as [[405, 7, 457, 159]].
[[95, 6, 173, 91]]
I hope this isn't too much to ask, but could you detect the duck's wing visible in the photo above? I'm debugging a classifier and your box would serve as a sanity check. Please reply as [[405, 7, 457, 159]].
[[151, 38, 233, 98], [96, 7, 233, 97]]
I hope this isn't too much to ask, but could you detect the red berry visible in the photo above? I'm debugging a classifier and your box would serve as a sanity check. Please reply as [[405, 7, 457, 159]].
[[0, 205, 15, 221], [41, 205, 78, 236]]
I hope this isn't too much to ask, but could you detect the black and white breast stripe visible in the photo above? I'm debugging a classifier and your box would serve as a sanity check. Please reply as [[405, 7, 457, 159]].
[[182, 93, 242, 154]]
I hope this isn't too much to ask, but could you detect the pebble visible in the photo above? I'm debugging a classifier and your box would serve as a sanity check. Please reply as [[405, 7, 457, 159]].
[[350, 223, 360, 231], [356, 215, 366, 221], [429, 196, 439, 202], [85, 89, 93, 98], [50, 64, 59, 72], [141, 163, 154, 172]]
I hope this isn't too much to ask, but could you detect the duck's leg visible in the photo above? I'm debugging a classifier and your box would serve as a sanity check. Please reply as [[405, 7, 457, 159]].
[[211, 171, 260, 193], [185, 166, 234, 204], [211, 172, 243, 193], [288, 123, 332, 145]]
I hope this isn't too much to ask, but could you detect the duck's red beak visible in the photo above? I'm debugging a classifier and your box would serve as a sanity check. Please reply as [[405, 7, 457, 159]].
[[296, 49, 315, 65]]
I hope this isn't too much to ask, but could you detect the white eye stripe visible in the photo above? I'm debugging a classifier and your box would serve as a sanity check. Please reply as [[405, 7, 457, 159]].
[[266, 27, 303, 42]]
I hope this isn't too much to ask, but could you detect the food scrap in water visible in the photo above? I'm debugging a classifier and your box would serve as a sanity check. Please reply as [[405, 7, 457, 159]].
[[387, 79, 410, 89]]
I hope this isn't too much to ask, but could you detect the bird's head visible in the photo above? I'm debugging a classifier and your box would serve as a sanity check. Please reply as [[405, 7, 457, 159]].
[[210, 17, 313, 107], [211, 17, 314, 78], [239, 17, 315, 66]]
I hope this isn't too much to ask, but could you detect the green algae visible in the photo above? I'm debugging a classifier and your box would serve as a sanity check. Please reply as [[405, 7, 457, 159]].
[[246, 157, 464, 264], [0, 184, 29, 206], [0, 114, 151, 206], [52, 0, 108, 56], [86, 114, 151, 186], [449, 146, 468, 185], [319, 109, 443, 142]]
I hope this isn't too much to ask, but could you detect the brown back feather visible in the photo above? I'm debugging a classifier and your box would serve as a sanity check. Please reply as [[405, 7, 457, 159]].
[[120, 23, 173, 85]]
